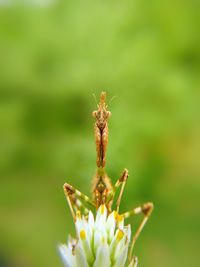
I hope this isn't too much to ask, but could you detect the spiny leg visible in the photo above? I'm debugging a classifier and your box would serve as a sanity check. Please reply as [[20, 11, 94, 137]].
[[101, 124, 108, 167], [64, 183, 95, 208], [121, 202, 154, 262], [106, 169, 129, 212], [115, 169, 129, 213], [63, 187, 91, 220], [63, 183, 95, 220], [94, 125, 101, 167], [63, 185, 76, 221], [72, 196, 90, 215]]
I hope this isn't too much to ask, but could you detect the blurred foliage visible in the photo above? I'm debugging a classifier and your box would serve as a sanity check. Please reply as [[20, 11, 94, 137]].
[[0, 0, 200, 267]]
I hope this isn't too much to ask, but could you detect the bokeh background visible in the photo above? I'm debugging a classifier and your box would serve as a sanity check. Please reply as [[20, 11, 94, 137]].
[[0, 0, 200, 267]]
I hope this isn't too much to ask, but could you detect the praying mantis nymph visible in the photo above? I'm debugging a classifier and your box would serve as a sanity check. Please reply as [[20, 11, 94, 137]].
[[63, 92, 153, 262]]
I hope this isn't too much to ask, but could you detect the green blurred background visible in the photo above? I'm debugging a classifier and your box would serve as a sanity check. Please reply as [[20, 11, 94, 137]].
[[0, 0, 200, 266]]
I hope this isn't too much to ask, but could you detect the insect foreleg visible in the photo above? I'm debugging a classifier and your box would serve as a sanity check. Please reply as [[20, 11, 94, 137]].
[[121, 202, 154, 262], [63, 183, 95, 218], [106, 169, 129, 211], [63, 191, 89, 221], [102, 124, 108, 167], [94, 124, 101, 167], [115, 169, 129, 212], [63, 188, 76, 221], [71, 196, 90, 215]]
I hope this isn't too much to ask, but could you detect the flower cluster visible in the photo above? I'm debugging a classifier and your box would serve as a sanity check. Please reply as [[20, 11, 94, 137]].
[[59, 205, 137, 267]]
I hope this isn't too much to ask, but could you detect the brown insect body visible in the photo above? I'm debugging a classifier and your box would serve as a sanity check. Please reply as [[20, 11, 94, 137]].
[[92, 92, 112, 209], [92, 92, 111, 168]]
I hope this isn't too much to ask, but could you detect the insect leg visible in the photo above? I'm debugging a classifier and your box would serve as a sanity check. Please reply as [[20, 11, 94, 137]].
[[115, 169, 129, 212], [63, 183, 94, 220], [63, 183, 95, 209], [63, 187, 90, 221], [106, 169, 129, 211], [70, 195, 90, 215], [121, 202, 154, 262], [102, 124, 108, 167], [94, 124, 102, 167], [63, 185, 76, 221]]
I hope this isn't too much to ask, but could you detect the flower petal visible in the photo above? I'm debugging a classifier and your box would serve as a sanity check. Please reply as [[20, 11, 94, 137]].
[[79, 229, 94, 264], [93, 242, 110, 267], [58, 244, 76, 267], [94, 230, 107, 252], [113, 245, 128, 267], [88, 211, 94, 241], [110, 228, 125, 258], [116, 214, 124, 230], [88, 211, 94, 227], [106, 211, 116, 243], [124, 225, 131, 244], [75, 244, 89, 267], [96, 205, 107, 224]]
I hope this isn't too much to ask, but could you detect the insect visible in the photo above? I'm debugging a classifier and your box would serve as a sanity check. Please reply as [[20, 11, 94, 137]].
[[63, 92, 153, 261]]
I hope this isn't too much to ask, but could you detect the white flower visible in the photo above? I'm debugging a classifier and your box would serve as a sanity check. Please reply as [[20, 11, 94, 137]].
[[59, 205, 138, 267]]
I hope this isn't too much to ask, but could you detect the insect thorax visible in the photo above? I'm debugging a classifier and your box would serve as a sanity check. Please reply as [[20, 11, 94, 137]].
[[92, 167, 113, 209]]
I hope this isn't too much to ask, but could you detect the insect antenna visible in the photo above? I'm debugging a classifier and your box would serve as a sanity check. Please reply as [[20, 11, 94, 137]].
[[108, 95, 118, 105]]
